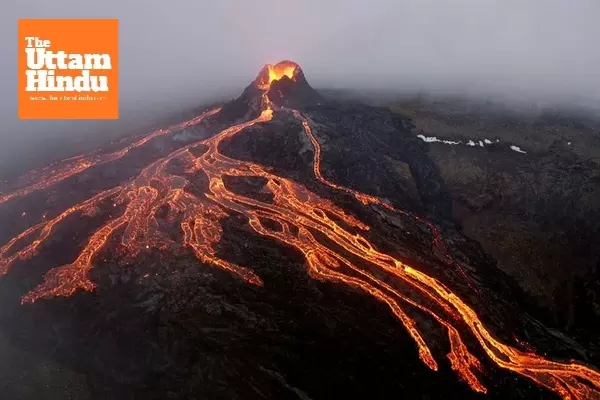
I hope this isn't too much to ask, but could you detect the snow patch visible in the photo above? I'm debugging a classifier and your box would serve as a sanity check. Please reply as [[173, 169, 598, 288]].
[[510, 145, 527, 154], [417, 134, 461, 145], [416, 134, 527, 156]]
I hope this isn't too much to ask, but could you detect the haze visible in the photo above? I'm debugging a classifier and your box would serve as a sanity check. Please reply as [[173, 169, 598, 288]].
[[2, 0, 599, 175]]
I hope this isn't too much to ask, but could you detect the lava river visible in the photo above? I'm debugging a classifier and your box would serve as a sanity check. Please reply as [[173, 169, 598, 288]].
[[1, 62, 599, 399]]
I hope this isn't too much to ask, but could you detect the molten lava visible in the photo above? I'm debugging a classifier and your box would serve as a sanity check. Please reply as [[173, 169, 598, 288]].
[[256, 60, 298, 90], [268, 61, 297, 84], [0, 109, 220, 206], [1, 61, 599, 399]]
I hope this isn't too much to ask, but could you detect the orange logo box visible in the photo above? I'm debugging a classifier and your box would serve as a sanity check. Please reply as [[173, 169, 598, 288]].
[[18, 19, 119, 120]]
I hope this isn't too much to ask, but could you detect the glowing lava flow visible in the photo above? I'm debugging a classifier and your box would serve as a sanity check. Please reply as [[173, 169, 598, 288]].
[[0, 62, 599, 399], [0, 108, 221, 206], [291, 109, 480, 294]]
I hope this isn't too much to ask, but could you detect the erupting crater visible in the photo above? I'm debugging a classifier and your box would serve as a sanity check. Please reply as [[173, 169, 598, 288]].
[[256, 60, 300, 90]]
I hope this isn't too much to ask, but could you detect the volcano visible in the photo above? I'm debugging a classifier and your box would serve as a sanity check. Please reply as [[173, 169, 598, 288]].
[[0, 61, 599, 400], [217, 60, 321, 122]]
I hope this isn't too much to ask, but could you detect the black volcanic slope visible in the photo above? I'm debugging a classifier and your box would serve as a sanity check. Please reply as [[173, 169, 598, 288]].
[[0, 62, 598, 400]]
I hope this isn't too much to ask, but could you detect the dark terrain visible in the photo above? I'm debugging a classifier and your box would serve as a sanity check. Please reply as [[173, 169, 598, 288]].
[[0, 70, 599, 399], [387, 95, 600, 333]]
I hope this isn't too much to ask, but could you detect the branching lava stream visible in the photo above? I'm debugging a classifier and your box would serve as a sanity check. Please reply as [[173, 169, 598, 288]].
[[1, 62, 599, 399]]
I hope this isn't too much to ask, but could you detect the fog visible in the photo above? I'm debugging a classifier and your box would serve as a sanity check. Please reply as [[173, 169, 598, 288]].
[[2, 0, 600, 174]]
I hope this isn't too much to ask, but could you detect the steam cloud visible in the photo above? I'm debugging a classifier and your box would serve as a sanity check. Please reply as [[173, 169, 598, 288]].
[[2, 0, 599, 172]]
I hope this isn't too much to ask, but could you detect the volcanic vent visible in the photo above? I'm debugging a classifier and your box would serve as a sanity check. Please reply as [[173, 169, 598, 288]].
[[0, 61, 599, 400], [218, 60, 321, 121]]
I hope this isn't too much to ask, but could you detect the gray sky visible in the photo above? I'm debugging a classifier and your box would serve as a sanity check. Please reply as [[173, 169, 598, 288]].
[[2, 0, 600, 170]]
